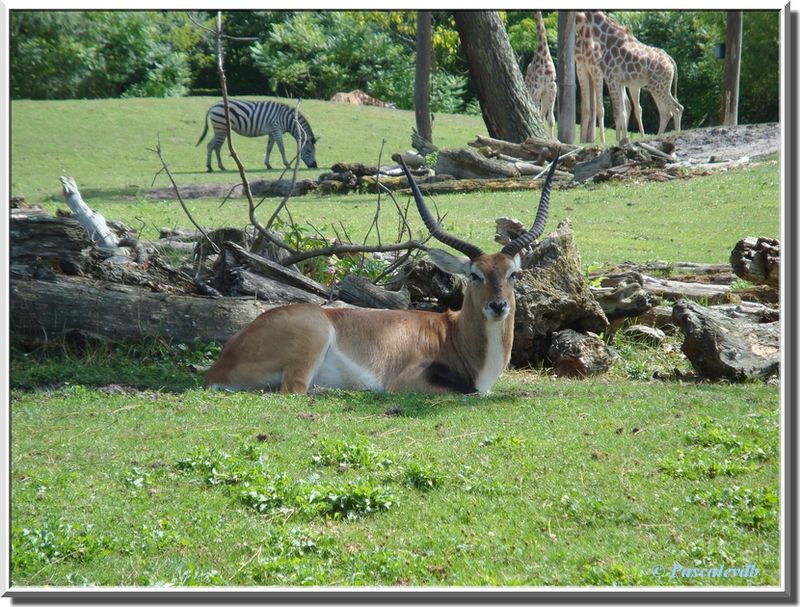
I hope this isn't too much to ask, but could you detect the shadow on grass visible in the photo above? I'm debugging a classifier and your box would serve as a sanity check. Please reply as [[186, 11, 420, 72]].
[[303, 386, 522, 419]]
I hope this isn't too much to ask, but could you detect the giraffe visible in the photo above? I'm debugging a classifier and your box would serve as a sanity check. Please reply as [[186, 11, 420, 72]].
[[583, 10, 683, 144], [575, 11, 631, 144], [524, 11, 557, 139], [575, 11, 605, 144]]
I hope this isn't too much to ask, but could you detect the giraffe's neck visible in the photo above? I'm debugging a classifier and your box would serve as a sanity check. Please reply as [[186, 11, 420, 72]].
[[534, 13, 552, 61]]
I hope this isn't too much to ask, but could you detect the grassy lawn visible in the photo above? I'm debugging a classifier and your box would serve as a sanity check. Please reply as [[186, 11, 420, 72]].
[[10, 98, 780, 267], [8, 97, 783, 588], [9, 355, 780, 587]]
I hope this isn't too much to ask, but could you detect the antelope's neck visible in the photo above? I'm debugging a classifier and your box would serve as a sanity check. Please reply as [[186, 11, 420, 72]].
[[448, 295, 515, 394]]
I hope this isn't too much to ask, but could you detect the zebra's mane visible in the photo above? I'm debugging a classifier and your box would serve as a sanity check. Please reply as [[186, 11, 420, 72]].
[[290, 110, 315, 141]]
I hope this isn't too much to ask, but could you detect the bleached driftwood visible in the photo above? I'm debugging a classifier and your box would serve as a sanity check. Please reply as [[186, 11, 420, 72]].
[[60, 176, 119, 252]]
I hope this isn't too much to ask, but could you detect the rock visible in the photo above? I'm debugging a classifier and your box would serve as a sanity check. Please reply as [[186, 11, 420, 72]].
[[548, 330, 615, 378], [622, 324, 666, 346], [671, 299, 779, 381], [512, 219, 609, 366]]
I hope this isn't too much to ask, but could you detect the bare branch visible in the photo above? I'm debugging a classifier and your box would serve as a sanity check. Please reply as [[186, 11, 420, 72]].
[[212, 11, 294, 257], [281, 240, 427, 268], [149, 138, 219, 256]]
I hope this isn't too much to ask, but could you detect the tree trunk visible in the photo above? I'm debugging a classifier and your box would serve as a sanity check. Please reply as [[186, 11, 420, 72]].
[[721, 11, 743, 126], [10, 275, 270, 347], [453, 11, 546, 142], [415, 11, 433, 144], [556, 11, 577, 144]]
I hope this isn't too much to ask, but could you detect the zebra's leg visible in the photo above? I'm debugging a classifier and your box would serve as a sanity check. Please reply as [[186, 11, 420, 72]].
[[206, 140, 215, 172], [273, 133, 290, 168], [208, 136, 226, 171], [265, 136, 274, 170]]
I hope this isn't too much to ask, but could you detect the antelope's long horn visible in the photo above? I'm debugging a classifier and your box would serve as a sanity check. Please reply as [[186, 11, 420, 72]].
[[398, 156, 484, 260], [501, 152, 560, 257]]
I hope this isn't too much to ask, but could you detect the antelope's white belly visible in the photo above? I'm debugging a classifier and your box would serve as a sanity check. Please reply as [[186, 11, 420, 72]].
[[312, 338, 384, 391]]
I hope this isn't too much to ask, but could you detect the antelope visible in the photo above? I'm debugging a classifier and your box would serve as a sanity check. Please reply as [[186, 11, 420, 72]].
[[205, 156, 559, 394]]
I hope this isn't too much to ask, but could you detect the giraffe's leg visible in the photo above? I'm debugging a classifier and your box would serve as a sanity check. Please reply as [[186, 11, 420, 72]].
[[596, 78, 605, 144], [546, 82, 557, 139], [652, 88, 683, 134], [608, 82, 628, 145], [628, 85, 645, 138], [577, 66, 593, 143]]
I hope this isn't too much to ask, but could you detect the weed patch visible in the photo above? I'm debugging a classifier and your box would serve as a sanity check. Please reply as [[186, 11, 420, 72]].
[[11, 519, 114, 580], [687, 486, 779, 531], [311, 438, 394, 470], [658, 418, 776, 480]]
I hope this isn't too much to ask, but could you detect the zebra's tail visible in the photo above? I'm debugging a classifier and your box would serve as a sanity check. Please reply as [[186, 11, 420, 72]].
[[196, 111, 210, 147]]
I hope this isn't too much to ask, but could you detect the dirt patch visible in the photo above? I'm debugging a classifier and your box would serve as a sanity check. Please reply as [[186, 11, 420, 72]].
[[655, 122, 780, 163]]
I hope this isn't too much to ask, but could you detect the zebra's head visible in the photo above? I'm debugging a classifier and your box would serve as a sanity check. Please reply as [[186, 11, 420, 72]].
[[300, 135, 318, 169]]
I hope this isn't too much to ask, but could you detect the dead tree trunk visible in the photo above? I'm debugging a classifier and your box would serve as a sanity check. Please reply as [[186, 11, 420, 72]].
[[415, 10, 433, 144], [453, 10, 546, 142], [556, 11, 576, 144], [721, 11, 743, 126], [10, 275, 270, 347]]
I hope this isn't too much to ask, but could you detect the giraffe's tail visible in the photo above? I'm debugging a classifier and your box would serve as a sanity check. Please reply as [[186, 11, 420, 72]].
[[670, 55, 679, 100]]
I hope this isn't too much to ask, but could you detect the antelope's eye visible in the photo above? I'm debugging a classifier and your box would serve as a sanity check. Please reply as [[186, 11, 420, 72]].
[[470, 272, 483, 283], [509, 271, 518, 281]]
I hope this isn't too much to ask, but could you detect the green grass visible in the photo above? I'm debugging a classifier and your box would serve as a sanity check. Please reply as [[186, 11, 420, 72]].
[[10, 360, 779, 587], [9, 97, 783, 588], [10, 96, 489, 203], [11, 98, 780, 266]]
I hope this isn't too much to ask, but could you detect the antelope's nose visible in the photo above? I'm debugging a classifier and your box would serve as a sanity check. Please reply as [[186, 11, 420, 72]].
[[488, 300, 509, 317]]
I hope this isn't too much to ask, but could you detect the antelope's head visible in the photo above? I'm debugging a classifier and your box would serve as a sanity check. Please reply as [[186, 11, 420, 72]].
[[399, 154, 559, 322]]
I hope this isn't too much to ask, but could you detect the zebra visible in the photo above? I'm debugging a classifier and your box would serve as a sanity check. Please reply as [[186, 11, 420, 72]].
[[196, 99, 318, 172]]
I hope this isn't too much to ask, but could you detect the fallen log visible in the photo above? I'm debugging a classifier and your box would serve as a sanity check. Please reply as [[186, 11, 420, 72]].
[[640, 275, 736, 305], [590, 277, 661, 321], [599, 272, 735, 305], [337, 275, 410, 309], [435, 147, 521, 179], [221, 242, 331, 299], [11, 213, 95, 275], [469, 134, 583, 167], [10, 275, 271, 346], [230, 268, 325, 305], [399, 177, 559, 196]]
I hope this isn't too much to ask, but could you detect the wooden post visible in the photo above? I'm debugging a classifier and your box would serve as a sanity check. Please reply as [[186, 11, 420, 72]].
[[721, 11, 743, 126], [415, 11, 433, 144], [557, 11, 576, 144]]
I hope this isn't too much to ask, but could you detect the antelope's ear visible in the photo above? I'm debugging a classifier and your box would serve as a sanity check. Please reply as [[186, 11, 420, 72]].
[[427, 248, 472, 276]]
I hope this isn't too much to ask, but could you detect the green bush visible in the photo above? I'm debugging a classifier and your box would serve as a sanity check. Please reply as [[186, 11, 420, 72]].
[[10, 11, 195, 99]]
